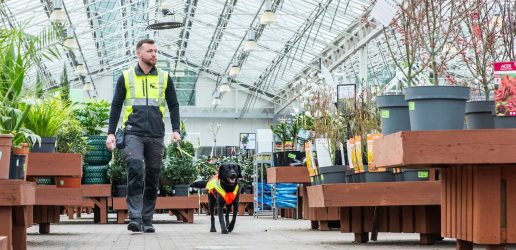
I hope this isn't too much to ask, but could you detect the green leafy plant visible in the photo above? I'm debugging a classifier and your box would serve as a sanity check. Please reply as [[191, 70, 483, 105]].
[[271, 122, 291, 152], [195, 155, 219, 181], [74, 99, 110, 135], [23, 98, 72, 137], [288, 117, 301, 150], [56, 114, 88, 155], [162, 140, 197, 186], [0, 104, 40, 148], [107, 149, 126, 185]]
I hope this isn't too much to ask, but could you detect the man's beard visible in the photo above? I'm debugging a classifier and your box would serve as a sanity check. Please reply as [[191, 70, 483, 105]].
[[142, 58, 156, 67]]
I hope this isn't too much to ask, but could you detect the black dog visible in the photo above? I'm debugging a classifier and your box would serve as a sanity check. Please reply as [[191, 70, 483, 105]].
[[191, 163, 242, 234]]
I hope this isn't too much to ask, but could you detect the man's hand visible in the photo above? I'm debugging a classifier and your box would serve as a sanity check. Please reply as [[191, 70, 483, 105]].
[[171, 131, 181, 143], [106, 134, 116, 151]]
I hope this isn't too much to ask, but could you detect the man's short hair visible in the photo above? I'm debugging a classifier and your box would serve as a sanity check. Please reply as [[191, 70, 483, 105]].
[[136, 39, 155, 50]]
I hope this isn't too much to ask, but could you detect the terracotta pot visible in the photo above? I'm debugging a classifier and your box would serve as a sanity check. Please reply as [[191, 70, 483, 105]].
[[12, 143, 29, 155], [0, 134, 14, 180], [55, 177, 81, 188]]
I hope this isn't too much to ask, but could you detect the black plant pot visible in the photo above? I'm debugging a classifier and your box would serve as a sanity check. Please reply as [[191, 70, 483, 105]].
[[31, 137, 57, 153], [173, 184, 190, 196], [318, 165, 347, 184], [113, 184, 127, 197], [465, 100, 494, 129], [405, 86, 470, 130], [9, 154, 26, 180], [362, 172, 395, 183], [273, 151, 303, 166], [376, 95, 411, 135]]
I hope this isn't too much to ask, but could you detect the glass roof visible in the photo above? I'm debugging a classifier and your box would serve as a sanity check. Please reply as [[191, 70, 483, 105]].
[[1, 0, 374, 106]]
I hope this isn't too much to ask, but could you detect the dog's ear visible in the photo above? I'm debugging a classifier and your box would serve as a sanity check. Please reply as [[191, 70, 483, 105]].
[[237, 164, 242, 178]]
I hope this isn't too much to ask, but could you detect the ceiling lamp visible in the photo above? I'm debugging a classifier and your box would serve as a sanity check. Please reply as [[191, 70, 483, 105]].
[[74, 57, 87, 76], [260, 0, 276, 25], [83, 82, 94, 91], [147, 2, 183, 30], [219, 82, 232, 92], [49, 0, 67, 24], [212, 98, 221, 106], [229, 58, 240, 76], [243, 29, 257, 52], [63, 27, 78, 50]]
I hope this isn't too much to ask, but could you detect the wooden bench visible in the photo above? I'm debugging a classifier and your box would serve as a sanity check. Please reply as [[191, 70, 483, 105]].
[[0, 180, 35, 250], [267, 167, 336, 228], [307, 181, 441, 244], [66, 184, 111, 223], [198, 193, 253, 216], [27, 153, 83, 234], [112, 196, 198, 224], [376, 129, 516, 250]]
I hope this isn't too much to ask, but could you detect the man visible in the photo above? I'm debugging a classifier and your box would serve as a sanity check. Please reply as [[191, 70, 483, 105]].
[[106, 39, 181, 233]]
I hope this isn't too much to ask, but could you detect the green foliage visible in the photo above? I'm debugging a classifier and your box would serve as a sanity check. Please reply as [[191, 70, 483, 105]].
[[108, 149, 126, 185], [74, 99, 110, 135], [271, 122, 291, 151], [23, 98, 71, 137], [60, 63, 70, 102], [195, 155, 219, 181], [0, 104, 40, 147], [56, 114, 88, 155], [161, 140, 197, 186]]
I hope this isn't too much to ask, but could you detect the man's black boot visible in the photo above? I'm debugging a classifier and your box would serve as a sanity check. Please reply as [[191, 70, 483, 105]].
[[127, 218, 142, 232], [142, 218, 155, 233]]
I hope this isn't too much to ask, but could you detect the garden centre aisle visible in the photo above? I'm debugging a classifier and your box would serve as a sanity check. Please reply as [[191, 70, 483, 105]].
[[25, 213, 466, 250]]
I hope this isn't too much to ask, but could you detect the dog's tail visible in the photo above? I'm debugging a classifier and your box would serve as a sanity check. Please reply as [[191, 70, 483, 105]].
[[190, 180, 208, 189]]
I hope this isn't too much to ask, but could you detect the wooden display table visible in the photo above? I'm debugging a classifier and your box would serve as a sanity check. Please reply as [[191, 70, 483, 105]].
[[112, 196, 198, 224], [27, 153, 83, 234], [67, 184, 111, 223], [307, 182, 441, 244], [0, 180, 36, 250], [375, 129, 516, 250], [266, 166, 334, 228]]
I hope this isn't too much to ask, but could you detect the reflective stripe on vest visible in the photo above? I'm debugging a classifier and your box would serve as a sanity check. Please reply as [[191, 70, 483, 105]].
[[206, 175, 239, 204], [122, 67, 168, 124]]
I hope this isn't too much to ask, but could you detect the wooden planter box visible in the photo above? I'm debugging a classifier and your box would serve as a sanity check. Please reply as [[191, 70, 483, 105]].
[[27, 153, 83, 234], [375, 129, 516, 250], [0, 180, 35, 250]]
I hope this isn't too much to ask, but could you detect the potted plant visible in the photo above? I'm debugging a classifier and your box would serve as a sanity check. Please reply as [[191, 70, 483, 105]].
[[377, 0, 428, 134], [456, 0, 504, 129], [107, 149, 127, 196], [403, 0, 470, 130], [74, 99, 111, 166], [23, 98, 72, 152], [271, 122, 291, 166], [162, 140, 197, 196]]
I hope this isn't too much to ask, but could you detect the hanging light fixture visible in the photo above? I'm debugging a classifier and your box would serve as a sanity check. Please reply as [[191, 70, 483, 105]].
[[63, 26, 78, 50], [243, 29, 257, 52], [229, 58, 240, 76], [260, 0, 276, 25], [83, 82, 94, 91], [49, 0, 67, 24], [74, 57, 87, 76], [219, 81, 232, 92]]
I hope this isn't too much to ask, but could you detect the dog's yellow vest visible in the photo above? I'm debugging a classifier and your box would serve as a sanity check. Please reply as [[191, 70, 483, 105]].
[[206, 175, 239, 204]]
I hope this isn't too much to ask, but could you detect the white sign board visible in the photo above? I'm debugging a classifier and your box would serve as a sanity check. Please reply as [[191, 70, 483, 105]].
[[315, 138, 333, 167], [256, 129, 273, 153]]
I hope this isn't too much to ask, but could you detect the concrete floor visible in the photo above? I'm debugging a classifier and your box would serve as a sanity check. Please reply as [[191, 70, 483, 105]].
[[26, 213, 510, 250]]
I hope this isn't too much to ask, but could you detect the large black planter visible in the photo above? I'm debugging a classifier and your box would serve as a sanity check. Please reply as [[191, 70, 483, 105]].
[[465, 100, 494, 129], [494, 116, 516, 128], [318, 165, 347, 184], [405, 86, 470, 130], [31, 136, 57, 153], [173, 184, 190, 196], [9, 154, 26, 179], [273, 151, 304, 166], [376, 95, 411, 135]]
